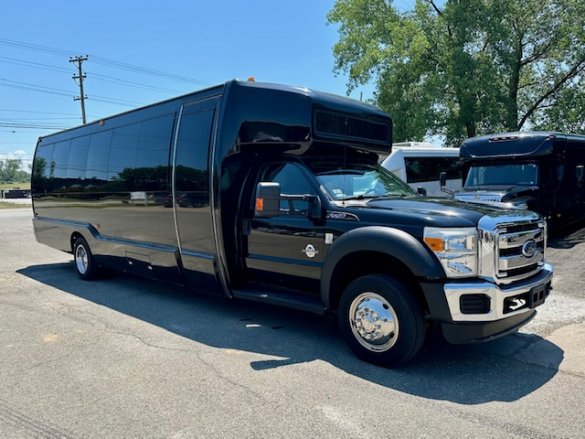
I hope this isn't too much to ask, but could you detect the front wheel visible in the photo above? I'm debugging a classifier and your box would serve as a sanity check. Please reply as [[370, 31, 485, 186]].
[[338, 274, 426, 367]]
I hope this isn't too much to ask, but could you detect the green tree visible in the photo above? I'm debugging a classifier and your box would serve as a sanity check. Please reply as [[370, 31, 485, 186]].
[[328, 0, 585, 145], [0, 159, 23, 182]]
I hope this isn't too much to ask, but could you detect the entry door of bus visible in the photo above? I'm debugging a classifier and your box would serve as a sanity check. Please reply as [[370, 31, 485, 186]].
[[173, 97, 222, 293]]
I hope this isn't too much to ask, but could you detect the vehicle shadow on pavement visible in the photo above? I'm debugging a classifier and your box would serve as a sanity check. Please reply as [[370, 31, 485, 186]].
[[18, 262, 563, 405], [548, 223, 585, 249]]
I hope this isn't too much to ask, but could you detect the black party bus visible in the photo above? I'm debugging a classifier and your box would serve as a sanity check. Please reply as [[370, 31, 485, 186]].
[[31, 80, 553, 366]]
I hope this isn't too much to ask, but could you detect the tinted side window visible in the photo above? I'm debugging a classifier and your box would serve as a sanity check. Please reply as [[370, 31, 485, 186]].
[[175, 106, 214, 196], [405, 157, 462, 183], [50, 140, 71, 180], [67, 135, 90, 184], [108, 123, 140, 191], [86, 130, 113, 190], [32, 143, 54, 194], [134, 114, 174, 191]]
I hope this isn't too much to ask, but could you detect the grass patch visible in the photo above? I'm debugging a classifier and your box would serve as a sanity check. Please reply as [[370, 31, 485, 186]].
[[0, 182, 30, 191], [0, 202, 31, 209]]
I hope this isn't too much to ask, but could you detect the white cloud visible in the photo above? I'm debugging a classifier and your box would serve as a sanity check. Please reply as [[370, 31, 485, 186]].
[[0, 151, 33, 170]]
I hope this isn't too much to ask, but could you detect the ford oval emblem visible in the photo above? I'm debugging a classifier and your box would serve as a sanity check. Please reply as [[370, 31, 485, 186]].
[[522, 239, 537, 258]]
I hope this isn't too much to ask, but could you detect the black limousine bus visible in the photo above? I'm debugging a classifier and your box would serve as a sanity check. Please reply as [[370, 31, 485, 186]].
[[453, 132, 585, 229], [32, 81, 553, 366]]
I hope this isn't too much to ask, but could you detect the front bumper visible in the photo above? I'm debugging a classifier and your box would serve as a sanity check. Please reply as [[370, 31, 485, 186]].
[[421, 263, 553, 344], [443, 263, 553, 322], [441, 310, 537, 344]]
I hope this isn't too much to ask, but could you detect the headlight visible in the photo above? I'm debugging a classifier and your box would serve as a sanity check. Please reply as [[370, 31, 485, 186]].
[[423, 227, 478, 278]]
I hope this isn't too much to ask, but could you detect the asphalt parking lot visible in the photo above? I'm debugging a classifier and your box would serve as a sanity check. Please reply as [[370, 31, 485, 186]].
[[1, 207, 585, 438]]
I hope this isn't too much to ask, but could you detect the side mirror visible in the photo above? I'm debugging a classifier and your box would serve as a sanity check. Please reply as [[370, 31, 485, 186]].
[[416, 187, 427, 196], [576, 165, 584, 183], [307, 195, 323, 219], [439, 171, 454, 196], [439, 172, 447, 187], [255, 182, 281, 217]]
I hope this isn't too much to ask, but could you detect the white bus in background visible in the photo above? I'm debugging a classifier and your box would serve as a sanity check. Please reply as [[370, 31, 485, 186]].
[[381, 142, 462, 197]]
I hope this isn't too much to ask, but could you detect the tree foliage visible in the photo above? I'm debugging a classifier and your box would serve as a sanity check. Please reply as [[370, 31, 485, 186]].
[[0, 159, 29, 182], [328, 0, 585, 145]]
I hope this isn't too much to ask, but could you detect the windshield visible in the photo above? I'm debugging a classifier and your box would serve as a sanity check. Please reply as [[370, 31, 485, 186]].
[[465, 163, 539, 188], [306, 160, 417, 201]]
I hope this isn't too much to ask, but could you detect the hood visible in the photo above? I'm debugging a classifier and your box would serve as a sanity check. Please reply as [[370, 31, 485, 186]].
[[342, 197, 517, 229], [455, 186, 539, 208], [455, 190, 507, 204]]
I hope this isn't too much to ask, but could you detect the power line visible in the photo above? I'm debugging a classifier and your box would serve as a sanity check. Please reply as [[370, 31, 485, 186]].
[[0, 56, 184, 94], [86, 71, 182, 93], [89, 56, 209, 85], [0, 55, 71, 73], [0, 117, 81, 121], [0, 37, 209, 85], [0, 123, 69, 130], [0, 37, 71, 56], [0, 79, 75, 97], [0, 108, 96, 117], [0, 78, 144, 107], [89, 95, 145, 107]]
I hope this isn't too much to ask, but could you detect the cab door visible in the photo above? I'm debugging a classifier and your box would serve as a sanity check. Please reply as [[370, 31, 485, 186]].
[[244, 162, 326, 294]]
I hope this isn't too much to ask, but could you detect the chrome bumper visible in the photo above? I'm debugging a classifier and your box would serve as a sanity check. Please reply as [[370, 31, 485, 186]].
[[444, 263, 553, 322]]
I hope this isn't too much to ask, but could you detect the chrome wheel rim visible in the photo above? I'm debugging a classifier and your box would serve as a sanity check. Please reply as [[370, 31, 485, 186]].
[[75, 244, 89, 275], [349, 292, 399, 352]]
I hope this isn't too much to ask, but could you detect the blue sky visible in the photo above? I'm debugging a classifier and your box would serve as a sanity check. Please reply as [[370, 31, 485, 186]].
[[0, 0, 413, 167]]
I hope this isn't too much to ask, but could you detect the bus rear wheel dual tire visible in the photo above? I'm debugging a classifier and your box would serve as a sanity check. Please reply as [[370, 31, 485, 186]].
[[338, 274, 426, 367], [73, 236, 99, 280]]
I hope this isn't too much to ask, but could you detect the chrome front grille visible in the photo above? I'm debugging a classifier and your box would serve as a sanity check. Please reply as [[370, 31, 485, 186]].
[[496, 222, 545, 281], [478, 212, 546, 285]]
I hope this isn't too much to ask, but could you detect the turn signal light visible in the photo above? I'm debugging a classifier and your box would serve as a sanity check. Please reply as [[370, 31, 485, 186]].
[[424, 236, 444, 252]]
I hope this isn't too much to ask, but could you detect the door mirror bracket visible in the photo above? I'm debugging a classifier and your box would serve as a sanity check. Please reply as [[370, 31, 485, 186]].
[[255, 182, 323, 219], [439, 171, 454, 196]]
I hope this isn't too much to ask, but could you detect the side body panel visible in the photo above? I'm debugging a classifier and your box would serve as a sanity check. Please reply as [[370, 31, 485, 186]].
[[32, 86, 226, 290]]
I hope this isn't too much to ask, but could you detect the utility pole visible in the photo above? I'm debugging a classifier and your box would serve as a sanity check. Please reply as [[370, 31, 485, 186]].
[[69, 55, 88, 124]]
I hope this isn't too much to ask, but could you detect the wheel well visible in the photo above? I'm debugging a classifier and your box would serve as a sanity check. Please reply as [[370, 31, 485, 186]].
[[328, 251, 428, 314], [70, 232, 84, 252]]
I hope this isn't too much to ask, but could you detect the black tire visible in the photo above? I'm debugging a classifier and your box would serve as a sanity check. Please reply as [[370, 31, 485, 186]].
[[73, 236, 98, 280], [338, 274, 426, 367]]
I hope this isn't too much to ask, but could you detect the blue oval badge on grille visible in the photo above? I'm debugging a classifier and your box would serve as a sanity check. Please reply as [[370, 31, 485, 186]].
[[522, 239, 537, 258]]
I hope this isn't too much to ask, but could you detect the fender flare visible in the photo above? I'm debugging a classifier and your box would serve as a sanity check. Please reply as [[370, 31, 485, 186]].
[[321, 226, 445, 308]]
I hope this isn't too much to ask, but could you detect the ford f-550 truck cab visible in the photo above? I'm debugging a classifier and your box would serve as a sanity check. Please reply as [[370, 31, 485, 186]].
[[32, 80, 553, 366]]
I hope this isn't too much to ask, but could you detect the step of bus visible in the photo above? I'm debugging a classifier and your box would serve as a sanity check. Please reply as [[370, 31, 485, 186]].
[[232, 287, 325, 315]]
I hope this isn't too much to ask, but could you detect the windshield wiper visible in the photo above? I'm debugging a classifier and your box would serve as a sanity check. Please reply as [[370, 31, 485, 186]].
[[338, 194, 379, 201], [339, 192, 410, 201], [375, 193, 412, 199]]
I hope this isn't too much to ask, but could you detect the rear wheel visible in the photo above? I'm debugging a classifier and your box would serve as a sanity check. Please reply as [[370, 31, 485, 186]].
[[73, 236, 98, 280], [339, 274, 426, 367]]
